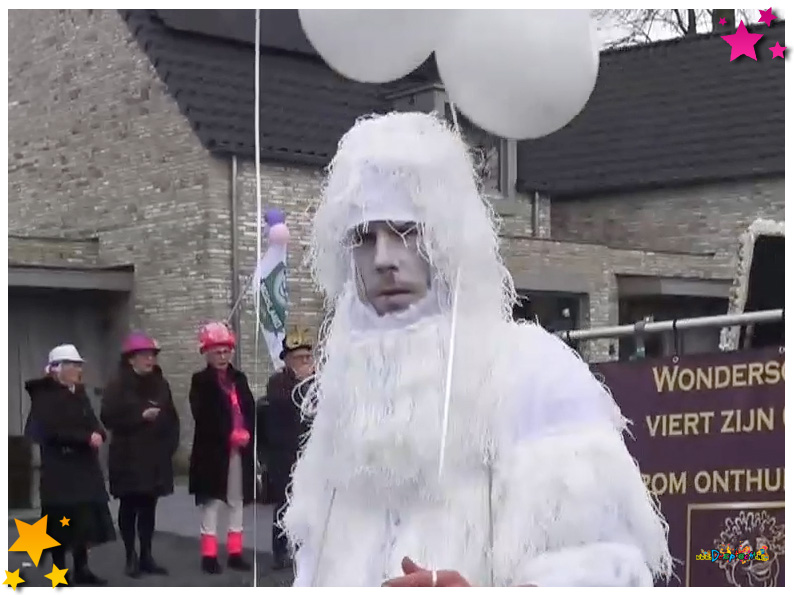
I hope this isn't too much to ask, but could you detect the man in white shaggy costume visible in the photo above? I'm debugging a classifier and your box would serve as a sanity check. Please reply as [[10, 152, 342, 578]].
[[281, 112, 672, 587]]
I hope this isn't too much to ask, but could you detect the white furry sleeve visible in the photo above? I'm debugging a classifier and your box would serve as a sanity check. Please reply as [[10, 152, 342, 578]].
[[292, 545, 316, 587], [491, 326, 672, 587]]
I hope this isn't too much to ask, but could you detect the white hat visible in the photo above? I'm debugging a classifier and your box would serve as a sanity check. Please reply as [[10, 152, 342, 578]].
[[48, 344, 85, 365]]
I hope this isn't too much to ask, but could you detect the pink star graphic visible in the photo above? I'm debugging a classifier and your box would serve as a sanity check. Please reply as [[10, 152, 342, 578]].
[[721, 21, 765, 61], [758, 8, 777, 27], [719, 18, 727, 25], [769, 42, 786, 58]]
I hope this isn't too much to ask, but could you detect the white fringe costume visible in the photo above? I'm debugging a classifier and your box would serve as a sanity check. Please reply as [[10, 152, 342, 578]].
[[281, 112, 673, 587]]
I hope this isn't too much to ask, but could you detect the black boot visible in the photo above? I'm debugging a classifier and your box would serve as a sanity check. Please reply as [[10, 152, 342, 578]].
[[73, 568, 108, 586], [271, 551, 291, 571], [227, 554, 252, 571], [139, 553, 168, 576], [73, 547, 108, 586], [125, 551, 141, 578], [201, 556, 223, 574]]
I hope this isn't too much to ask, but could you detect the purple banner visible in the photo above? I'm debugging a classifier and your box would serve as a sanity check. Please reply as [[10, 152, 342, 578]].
[[594, 348, 785, 587]]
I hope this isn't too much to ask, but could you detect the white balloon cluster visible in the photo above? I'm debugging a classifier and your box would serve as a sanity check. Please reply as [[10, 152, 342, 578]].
[[298, 9, 600, 140]]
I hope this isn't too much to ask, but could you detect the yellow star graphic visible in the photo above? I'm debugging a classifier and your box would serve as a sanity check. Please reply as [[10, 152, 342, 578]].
[[44, 564, 69, 588], [9, 516, 61, 567], [3, 569, 25, 591], [59, 517, 70, 527]]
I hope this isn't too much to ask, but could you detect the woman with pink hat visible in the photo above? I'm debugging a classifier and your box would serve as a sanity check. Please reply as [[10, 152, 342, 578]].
[[188, 322, 256, 575], [101, 332, 179, 578]]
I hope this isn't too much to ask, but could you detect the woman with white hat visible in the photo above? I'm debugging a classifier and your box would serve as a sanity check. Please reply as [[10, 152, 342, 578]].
[[24, 344, 116, 585]]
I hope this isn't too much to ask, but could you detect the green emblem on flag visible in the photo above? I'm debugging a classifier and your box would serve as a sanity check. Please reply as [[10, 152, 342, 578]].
[[259, 261, 288, 334]]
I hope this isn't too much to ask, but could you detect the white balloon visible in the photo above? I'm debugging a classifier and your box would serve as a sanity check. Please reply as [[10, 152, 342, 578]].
[[435, 10, 600, 140], [299, 9, 445, 84]]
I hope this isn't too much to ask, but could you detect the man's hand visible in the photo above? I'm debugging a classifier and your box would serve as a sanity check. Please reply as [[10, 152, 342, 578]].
[[382, 557, 471, 587], [142, 407, 160, 421], [89, 432, 104, 449]]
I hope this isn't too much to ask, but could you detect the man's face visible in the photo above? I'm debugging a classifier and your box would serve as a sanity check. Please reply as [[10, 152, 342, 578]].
[[285, 348, 314, 380], [351, 220, 431, 316]]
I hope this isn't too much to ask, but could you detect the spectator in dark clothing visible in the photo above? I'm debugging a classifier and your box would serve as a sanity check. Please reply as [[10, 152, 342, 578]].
[[259, 327, 314, 570], [25, 344, 116, 586], [189, 322, 256, 575], [101, 332, 180, 578]]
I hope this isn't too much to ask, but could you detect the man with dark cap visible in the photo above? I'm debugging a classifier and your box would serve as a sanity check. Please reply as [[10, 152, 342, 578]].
[[258, 327, 314, 570]]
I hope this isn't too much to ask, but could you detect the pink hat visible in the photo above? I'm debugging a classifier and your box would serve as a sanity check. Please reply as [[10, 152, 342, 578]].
[[198, 322, 236, 354], [122, 331, 160, 355]]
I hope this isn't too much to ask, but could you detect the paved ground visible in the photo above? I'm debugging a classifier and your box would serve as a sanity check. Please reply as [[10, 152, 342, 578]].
[[8, 483, 295, 587]]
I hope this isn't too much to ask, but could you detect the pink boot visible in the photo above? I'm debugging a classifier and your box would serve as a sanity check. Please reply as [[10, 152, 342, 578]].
[[200, 534, 221, 574], [227, 532, 251, 571]]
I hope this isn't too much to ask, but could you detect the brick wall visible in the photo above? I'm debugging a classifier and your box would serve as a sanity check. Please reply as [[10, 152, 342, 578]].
[[7, 9, 228, 455], [232, 161, 325, 395], [502, 236, 734, 361], [229, 162, 739, 364], [551, 177, 785, 257], [8, 235, 100, 267]]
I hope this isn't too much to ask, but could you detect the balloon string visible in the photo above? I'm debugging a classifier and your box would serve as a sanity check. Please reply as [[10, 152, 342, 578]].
[[253, 8, 262, 586], [438, 267, 462, 479], [254, 10, 263, 370], [437, 100, 462, 481]]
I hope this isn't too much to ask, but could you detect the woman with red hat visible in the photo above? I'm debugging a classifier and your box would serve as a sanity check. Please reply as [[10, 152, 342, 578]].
[[188, 322, 256, 575], [101, 332, 179, 578]]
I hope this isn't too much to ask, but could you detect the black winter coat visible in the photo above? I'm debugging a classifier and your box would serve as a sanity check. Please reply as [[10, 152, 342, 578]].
[[258, 369, 313, 504], [188, 366, 256, 505], [101, 364, 180, 499], [24, 377, 109, 506]]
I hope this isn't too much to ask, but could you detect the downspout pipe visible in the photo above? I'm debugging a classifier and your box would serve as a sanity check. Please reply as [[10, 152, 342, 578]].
[[230, 155, 242, 368]]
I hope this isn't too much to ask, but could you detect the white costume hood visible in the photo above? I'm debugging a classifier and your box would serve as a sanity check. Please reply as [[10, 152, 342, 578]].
[[308, 111, 515, 323]]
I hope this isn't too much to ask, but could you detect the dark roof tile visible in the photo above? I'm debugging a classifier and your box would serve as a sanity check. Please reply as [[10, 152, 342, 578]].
[[518, 22, 785, 197]]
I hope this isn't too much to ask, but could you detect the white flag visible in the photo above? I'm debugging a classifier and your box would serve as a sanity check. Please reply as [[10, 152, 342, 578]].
[[253, 241, 288, 370]]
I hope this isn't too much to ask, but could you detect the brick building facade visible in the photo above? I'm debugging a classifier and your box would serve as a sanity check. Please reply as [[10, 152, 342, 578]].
[[8, 10, 785, 464]]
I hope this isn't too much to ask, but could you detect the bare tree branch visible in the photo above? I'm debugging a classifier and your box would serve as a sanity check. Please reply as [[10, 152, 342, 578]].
[[687, 9, 697, 35], [673, 9, 687, 34], [594, 8, 756, 49]]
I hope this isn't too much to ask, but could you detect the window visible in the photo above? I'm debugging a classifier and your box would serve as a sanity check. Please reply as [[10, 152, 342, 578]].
[[740, 235, 784, 349], [513, 291, 584, 333]]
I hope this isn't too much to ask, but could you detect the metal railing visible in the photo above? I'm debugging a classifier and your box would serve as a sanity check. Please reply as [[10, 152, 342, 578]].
[[556, 309, 783, 344]]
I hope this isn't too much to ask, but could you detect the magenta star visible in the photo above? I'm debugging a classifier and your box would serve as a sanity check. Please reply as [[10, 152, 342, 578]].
[[719, 18, 727, 25], [758, 8, 777, 27], [769, 42, 786, 59], [721, 21, 765, 61]]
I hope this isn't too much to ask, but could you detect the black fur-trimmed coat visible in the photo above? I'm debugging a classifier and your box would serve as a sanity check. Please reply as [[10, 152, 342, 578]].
[[188, 365, 256, 504], [101, 364, 180, 499]]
